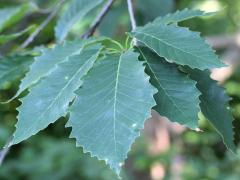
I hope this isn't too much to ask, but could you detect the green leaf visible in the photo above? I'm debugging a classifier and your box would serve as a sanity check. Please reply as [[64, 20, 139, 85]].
[[186, 68, 236, 151], [136, 0, 174, 23], [139, 47, 200, 129], [130, 24, 225, 70], [12, 45, 101, 145], [55, 0, 103, 42], [0, 25, 35, 45], [98, 3, 128, 37], [153, 8, 212, 25], [0, 3, 35, 33], [68, 51, 156, 175], [0, 55, 33, 90], [11, 40, 88, 101], [233, 119, 240, 146]]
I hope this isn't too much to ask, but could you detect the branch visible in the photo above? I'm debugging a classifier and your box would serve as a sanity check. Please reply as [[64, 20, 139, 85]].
[[82, 0, 115, 39], [127, 0, 136, 30], [0, 139, 12, 166], [20, 0, 65, 49], [0, 148, 9, 166], [127, 0, 137, 45]]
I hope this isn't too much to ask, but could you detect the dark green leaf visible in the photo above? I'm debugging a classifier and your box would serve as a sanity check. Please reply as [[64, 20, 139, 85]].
[[0, 25, 35, 45], [153, 8, 213, 25], [0, 55, 33, 90], [139, 47, 200, 129], [136, 0, 174, 23], [130, 24, 225, 70], [0, 3, 35, 33], [187, 68, 236, 151], [55, 0, 103, 42]]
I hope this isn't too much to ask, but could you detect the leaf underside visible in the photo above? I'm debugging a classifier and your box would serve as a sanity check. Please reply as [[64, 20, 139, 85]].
[[12, 45, 101, 145], [131, 23, 225, 70], [139, 47, 200, 129], [68, 51, 156, 175], [12, 40, 90, 100]]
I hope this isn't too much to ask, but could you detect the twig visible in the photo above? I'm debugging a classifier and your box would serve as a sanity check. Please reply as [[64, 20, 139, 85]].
[[81, 0, 115, 39], [20, 0, 65, 49], [0, 148, 9, 166], [127, 0, 137, 45], [127, 0, 136, 30], [0, 139, 12, 166]]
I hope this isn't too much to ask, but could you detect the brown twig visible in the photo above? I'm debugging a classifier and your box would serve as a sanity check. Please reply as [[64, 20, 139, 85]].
[[81, 0, 115, 39], [20, 0, 66, 49]]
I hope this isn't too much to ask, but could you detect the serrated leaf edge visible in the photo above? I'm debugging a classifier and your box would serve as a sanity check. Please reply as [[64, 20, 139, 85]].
[[67, 54, 157, 177], [138, 48, 201, 129], [10, 47, 102, 146], [131, 24, 225, 70]]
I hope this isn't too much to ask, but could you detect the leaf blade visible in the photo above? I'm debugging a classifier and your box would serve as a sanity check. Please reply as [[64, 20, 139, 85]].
[[11, 40, 88, 101], [0, 55, 33, 90], [153, 8, 212, 25], [187, 68, 236, 151], [0, 25, 35, 45], [12, 45, 101, 145], [130, 24, 225, 70], [68, 51, 156, 175], [0, 3, 34, 33], [139, 47, 200, 129], [55, 0, 103, 42]]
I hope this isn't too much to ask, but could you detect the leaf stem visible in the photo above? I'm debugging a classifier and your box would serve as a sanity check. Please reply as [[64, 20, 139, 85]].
[[125, 34, 130, 49], [20, 0, 66, 49], [82, 0, 115, 39], [127, 0, 137, 46], [105, 38, 124, 50]]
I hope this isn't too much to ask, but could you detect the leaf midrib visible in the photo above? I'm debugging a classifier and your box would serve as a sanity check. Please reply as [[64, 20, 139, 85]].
[[33, 53, 97, 124], [18, 45, 84, 97], [139, 49, 191, 120], [134, 30, 208, 65], [113, 54, 122, 156]]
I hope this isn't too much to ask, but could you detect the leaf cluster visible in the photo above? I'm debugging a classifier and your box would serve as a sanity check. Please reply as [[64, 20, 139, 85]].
[[0, 1, 236, 178]]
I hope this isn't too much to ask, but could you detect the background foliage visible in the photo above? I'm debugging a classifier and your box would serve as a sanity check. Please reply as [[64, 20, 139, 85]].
[[0, 0, 240, 179]]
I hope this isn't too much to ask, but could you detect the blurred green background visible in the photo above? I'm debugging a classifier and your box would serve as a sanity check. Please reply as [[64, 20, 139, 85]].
[[1, 0, 240, 179]]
